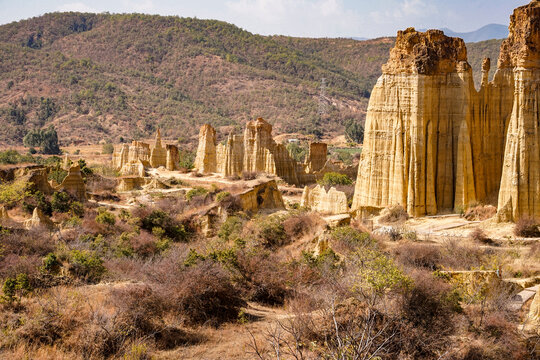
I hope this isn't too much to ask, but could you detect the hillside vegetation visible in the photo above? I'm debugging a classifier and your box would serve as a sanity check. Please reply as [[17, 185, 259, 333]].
[[0, 13, 502, 146]]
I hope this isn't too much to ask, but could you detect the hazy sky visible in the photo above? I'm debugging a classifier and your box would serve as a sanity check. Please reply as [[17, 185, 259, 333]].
[[0, 0, 530, 38]]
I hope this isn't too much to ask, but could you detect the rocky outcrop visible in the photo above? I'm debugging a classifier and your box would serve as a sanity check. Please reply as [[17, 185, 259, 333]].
[[497, 1, 540, 221], [24, 167, 53, 194], [238, 179, 285, 213], [528, 291, 540, 333], [301, 185, 348, 215], [194, 124, 217, 174], [57, 165, 86, 201], [117, 176, 147, 192], [195, 121, 352, 185], [149, 129, 167, 168], [112, 129, 181, 174], [217, 133, 244, 178], [25, 207, 55, 230], [165, 144, 179, 171], [305, 143, 327, 172], [0, 205, 10, 220], [352, 22, 518, 217]]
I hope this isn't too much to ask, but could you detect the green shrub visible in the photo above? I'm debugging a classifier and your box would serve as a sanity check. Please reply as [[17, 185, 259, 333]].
[[186, 186, 208, 201], [68, 250, 106, 282], [257, 215, 287, 247], [331, 226, 373, 249], [318, 172, 353, 186], [0, 150, 35, 164], [354, 249, 412, 294], [215, 191, 231, 203], [51, 191, 71, 213], [95, 209, 116, 226], [218, 216, 243, 242], [1, 273, 32, 304], [48, 164, 67, 184], [42, 253, 61, 273], [70, 201, 84, 217], [141, 210, 187, 241], [0, 179, 28, 207]]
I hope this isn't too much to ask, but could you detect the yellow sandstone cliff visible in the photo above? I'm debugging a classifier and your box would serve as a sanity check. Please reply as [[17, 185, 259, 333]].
[[351, 4, 535, 218]]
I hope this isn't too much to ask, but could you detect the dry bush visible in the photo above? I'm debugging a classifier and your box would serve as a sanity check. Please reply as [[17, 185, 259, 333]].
[[282, 213, 316, 239], [514, 216, 540, 238], [392, 243, 442, 271], [155, 196, 187, 214], [439, 238, 486, 269], [235, 251, 290, 306], [464, 205, 497, 221], [130, 231, 159, 258], [159, 261, 245, 327], [379, 205, 409, 223], [86, 174, 117, 193], [469, 227, 495, 245], [242, 171, 257, 180]]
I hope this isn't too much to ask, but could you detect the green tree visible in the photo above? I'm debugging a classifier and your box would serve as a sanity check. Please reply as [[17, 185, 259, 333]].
[[23, 126, 61, 155], [345, 119, 364, 144]]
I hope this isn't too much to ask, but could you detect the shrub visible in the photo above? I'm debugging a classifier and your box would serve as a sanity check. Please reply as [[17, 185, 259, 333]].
[[140, 210, 187, 241], [95, 209, 116, 226], [168, 261, 245, 326], [379, 205, 409, 223], [469, 227, 492, 244], [241, 172, 257, 180], [464, 205, 497, 221], [42, 253, 61, 273], [102, 143, 114, 154], [23, 126, 61, 155], [318, 172, 352, 186], [51, 191, 71, 213], [218, 216, 243, 242], [0, 179, 27, 208], [186, 187, 208, 201], [353, 249, 412, 293], [393, 243, 442, 271], [215, 191, 230, 203], [68, 250, 106, 282], [256, 215, 287, 248], [514, 216, 540, 237], [282, 213, 316, 239], [330, 226, 373, 251]]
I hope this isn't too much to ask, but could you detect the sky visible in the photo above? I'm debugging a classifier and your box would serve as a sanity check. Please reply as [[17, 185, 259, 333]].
[[0, 0, 531, 38]]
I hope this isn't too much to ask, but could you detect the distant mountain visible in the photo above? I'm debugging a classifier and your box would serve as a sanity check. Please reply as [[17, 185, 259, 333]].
[[419, 24, 509, 43]]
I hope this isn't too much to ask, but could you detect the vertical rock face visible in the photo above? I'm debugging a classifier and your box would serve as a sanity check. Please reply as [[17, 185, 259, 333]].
[[25, 207, 55, 230], [165, 144, 179, 171], [149, 129, 167, 168], [497, 1, 540, 220], [301, 185, 348, 215], [194, 121, 352, 185], [237, 180, 285, 213], [305, 143, 327, 172], [194, 124, 217, 174], [58, 165, 87, 201], [112, 129, 180, 173], [216, 133, 244, 177], [352, 22, 519, 217]]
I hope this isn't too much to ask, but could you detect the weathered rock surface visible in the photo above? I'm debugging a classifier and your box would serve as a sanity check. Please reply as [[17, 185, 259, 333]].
[[352, 23, 517, 217], [305, 143, 327, 173], [112, 129, 180, 174], [57, 165, 87, 201], [194, 124, 217, 174], [301, 185, 348, 215], [24, 167, 54, 194], [497, 1, 540, 221], [237, 179, 285, 213], [116, 176, 147, 192], [528, 291, 540, 333], [195, 121, 353, 185], [25, 207, 55, 230], [0, 205, 10, 220]]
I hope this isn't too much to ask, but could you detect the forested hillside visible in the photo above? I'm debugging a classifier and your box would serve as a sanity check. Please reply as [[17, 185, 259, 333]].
[[0, 13, 502, 145]]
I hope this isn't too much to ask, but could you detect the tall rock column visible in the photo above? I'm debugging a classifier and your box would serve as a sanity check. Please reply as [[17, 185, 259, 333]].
[[352, 28, 478, 216], [194, 124, 217, 174], [497, 1, 540, 220]]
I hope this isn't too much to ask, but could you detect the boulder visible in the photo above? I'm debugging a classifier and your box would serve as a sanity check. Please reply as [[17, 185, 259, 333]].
[[301, 185, 348, 215], [238, 180, 285, 213], [24, 207, 55, 230]]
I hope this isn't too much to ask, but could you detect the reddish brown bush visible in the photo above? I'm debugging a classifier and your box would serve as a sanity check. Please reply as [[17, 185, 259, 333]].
[[379, 205, 409, 223], [241, 171, 257, 180], [514, 216, 540, 238], [283, 213, 316, 239], [393, 243, 442, 271], [131, 231, 158, 258], [469, 227, 494, 245], [164, 261, 245, 326], [464, 205, 497, 221]]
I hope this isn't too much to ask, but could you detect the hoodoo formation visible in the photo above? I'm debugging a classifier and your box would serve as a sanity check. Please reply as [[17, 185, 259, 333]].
[[352, 1, 540, 220], [194, 118, 357, 185]]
